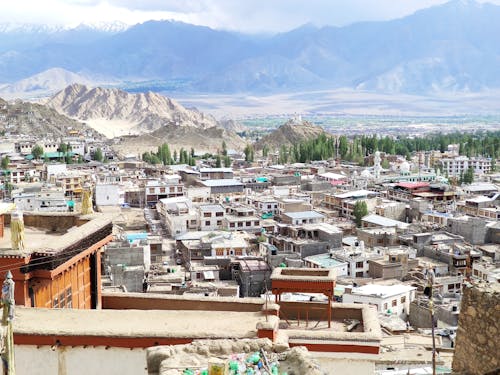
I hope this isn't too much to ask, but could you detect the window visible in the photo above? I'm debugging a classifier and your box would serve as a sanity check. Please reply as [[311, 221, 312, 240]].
[[205, 221, 211, 226], [356, 261, 364, 268], [149, 188, 154, 193], [196, 272, 202, 279], [383, 303, 388, 310], [355, 271, 364, 277], [169, 187, 175, 193], [160, 188, 165, 193], [204, 212, 211, 217], [448, 284, 454, 291], [401, 296, 406, 303], [230, 223, 235, 228], [216, 212, 223, 217], [392, 299, 397, 307], [246, 221, 251, 226], [217, 220, 222, 226]]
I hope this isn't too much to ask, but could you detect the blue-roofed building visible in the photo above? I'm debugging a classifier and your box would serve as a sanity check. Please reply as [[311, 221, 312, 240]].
[[303, 253, 348, 276]]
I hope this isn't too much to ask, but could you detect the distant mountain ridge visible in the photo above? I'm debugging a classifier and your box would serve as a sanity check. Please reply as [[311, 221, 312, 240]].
[[0, 0, 499, 94], [47, 84, 219, 137]]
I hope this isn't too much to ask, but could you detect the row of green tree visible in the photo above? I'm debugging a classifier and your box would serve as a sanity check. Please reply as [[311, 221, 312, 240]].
[[272, 131, 500, 165], [142, 144, 197, 166]]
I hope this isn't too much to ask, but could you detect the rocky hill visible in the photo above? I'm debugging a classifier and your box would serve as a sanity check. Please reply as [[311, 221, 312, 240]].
[[113, 124, 244, 156], [47, 84, 219, 137], [255, 119, 326, 151], [0, 96, 100, 138], [219, 119, 247, 133]]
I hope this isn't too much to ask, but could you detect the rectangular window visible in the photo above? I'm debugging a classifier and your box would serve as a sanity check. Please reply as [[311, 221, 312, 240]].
[[401, 296, 406, 303], [217, 220, 222, 226], [216, 212, 223, 217], [383, 303, 388, 310], [392, 299, 397, 307], [159, 188, 165, 193], [205, 221, 211, 226], [356, 261, 364, 268], [203, 212, 211, 217]]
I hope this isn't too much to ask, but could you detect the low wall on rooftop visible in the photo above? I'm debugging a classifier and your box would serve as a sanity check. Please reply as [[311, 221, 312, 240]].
[[279, 301, 363, 322], [4, 212, 88, 232], [102, 292, 265, 312]]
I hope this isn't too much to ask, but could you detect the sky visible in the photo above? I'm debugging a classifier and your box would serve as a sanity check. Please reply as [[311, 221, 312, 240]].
[[2, 0, 500, 33]]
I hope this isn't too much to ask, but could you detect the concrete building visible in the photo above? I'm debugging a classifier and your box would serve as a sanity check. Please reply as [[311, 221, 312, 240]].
[[303, 253, 348, 276], [281, 211, 325, 225], [223, 204, 261, 233], [440, 156, 492, 177], [331, 246, 384, 278], [157, 197, 198, 237], [199, 167, 233, 180], [95, 183, 122, 207], [270, 222, 343, 258], [201, 179, 244, 195], [145, 175, 184, 207], [13, 186, 68, 212], [342, 283, 417, 318], [198, 204, 225, 231]]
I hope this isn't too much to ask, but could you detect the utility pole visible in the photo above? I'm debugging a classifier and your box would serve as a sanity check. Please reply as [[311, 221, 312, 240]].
[[1, 271, 15, 375], [426, 267, 436, 375]]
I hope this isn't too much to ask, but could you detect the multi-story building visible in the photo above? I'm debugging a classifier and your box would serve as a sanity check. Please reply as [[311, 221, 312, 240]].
[[223, 204, 261, 233], [157, 197, 198, 237], [281, 211, 325, 225], [440, 156, 492, 177], [145, 175, 185, 207], [331, 246, 384, 278], [270, 222, 343, 258], [198, 204, 225, 231], [13, 186, 68, 212], [343, 284, 417, 318], [199, 167, 233, 180]]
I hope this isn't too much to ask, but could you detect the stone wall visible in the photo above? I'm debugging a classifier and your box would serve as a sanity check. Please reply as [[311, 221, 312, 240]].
[[452, 282, 500, 374]]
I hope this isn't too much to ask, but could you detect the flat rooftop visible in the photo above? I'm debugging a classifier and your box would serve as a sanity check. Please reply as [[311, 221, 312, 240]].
[[13, 307, 269, 339], [0, 226, 63, 255]]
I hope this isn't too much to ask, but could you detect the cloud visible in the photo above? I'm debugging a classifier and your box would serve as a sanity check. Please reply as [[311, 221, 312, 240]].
[[1, 0, 500, 32]]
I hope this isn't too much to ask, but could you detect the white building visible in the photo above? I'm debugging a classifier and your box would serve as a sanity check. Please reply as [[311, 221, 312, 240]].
[[198, 204, 225, 231], [440, 156, 492, 177], [331, 246, 384, 278], [342, 283, 417, 318], [95, 183, 123, 207], [13, 187, 67, 212], [157, 197, 198, 237]]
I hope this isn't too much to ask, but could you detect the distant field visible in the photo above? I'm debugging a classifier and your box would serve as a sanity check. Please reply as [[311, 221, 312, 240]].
[[172, 88, 500, 135]]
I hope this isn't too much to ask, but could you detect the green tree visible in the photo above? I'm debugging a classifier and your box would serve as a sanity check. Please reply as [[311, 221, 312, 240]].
[[262, 144, 269, 158], [338, 136, 349, 159], [215, 154, 222, 168], [244, 144, 254, 162], [222, 141, 227, 156], [353, 200, 368, 227], [32, 144, 44, 160], [223, 155, 231, 167], [1, 156, 9, 170], [381, 159, 390, 169], [93, 148, 103, 162], [462, 167, 474, 184]]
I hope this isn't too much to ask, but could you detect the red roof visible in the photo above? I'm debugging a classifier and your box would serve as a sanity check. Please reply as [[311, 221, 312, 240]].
[[396, 182, 430, 189]]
